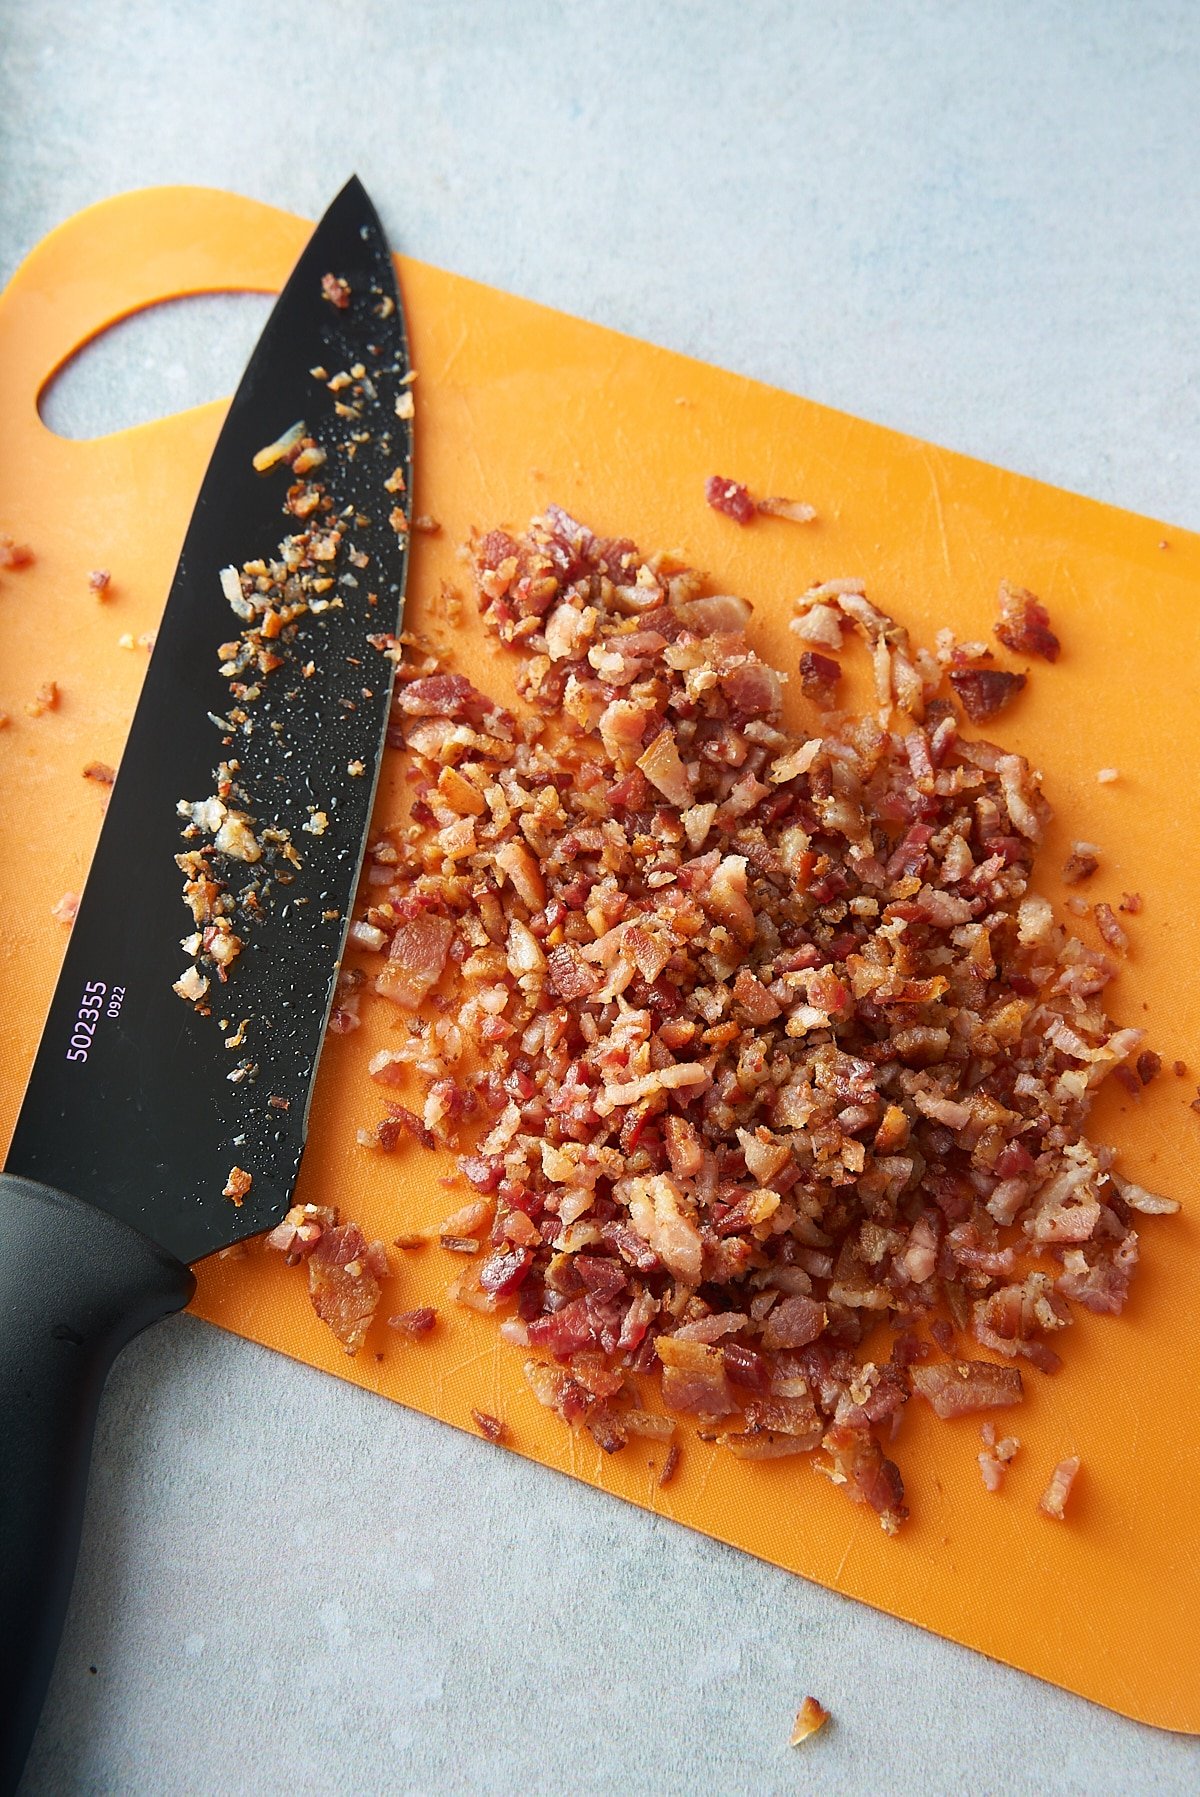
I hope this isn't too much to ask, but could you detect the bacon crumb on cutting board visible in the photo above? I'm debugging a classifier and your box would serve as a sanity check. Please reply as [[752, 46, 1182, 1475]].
[[266, 1204, 389, 1354], [471, 1408, 507, 1443], [51, 891, 79, 925], [1038, 1454, 1081, 1519], [790, 1696, 830, 1745], [979, 1421, 1020, 1492], [88, 568, 111, 595], [346, 505, 1177, 1530]]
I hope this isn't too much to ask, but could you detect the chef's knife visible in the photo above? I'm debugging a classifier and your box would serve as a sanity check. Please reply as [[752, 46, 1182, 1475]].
[[0, 176, 411, 1791]]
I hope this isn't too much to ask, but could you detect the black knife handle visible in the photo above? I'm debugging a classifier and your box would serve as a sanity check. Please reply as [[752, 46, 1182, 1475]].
[[0, 1173, 194, 1795]]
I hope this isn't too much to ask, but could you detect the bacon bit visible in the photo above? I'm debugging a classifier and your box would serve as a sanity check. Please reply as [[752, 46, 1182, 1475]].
[[757, 495, 817, 524], [704, 475, 756, 524], [221, 1166, 252, 1206], [979, 1422, 1020, 1491], [798, 650, 842, 709], [51, 891, 80, 925], [25, 680, 59, 718], [471, 1408, 507, 1444], [1136, 1051, 1162, 1086], [394, 390, 415, 421], [1174, 1060, 1187, 1078], [306, 1222, 387, 1354], [412, 515, 441, 535], [1038, 1454, 1081, 1519], [911, 1360, 1023, 1419], [948, 667, 1026, 721], [995, 582, 1060, 662], [789, 1696, 830, 1747], [0, 535, 34, 568], [88, 568, 111, 595], [320, 272, 351, 309], [1096, 767, 1120, 784], [82, 761, 116, 785], [388, 1307, 437, 1337], [252, 420, 305, 472], [1119, 891, 1143, 914], [375, 913, 454, 1008], [658, 1442, 682, 1486], [1062, 842, 1099, 884], [1094, 902, 1128, 955]]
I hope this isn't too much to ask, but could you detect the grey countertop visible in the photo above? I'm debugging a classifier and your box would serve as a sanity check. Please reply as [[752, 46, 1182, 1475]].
[[4, 4, 1200, 1793]]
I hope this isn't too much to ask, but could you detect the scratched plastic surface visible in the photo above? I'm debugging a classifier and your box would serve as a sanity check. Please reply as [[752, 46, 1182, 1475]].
[[0, 188, 1197, 1732]]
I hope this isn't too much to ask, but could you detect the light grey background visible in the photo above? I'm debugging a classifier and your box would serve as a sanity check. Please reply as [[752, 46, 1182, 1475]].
[[4, 3, 1199, 1793]]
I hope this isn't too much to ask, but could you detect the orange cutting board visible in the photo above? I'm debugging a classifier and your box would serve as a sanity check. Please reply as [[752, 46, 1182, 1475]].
[[2, 187, 1198, 1734]]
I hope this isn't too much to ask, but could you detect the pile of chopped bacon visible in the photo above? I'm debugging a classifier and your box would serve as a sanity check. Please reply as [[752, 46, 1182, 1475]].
[[355, 505, 1177, 1529]]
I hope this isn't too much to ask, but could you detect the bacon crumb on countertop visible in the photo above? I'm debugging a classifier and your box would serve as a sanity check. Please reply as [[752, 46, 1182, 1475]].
[[351, 504, 1176, 1531], [790, 1696, 830, 1745], [1038, 1454, 1080, 1519]]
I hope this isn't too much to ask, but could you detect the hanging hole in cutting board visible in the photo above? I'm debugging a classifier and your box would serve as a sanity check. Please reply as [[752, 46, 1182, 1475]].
[[38, 291, 274, 441]]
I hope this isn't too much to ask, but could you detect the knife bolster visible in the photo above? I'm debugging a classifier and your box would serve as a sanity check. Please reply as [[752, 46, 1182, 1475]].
[[0, 1173, 194, 1794]]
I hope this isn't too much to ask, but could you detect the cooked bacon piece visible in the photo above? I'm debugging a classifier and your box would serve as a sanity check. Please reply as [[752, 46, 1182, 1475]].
[[1062, 841, 1099, 884], [790, 1696, 830, 1746], [978, 1422, 1020, 1491], [948, 667, 1027, 721], [911, 1360, 1023, 1419], [1094, 902, 1128, 955], [761, 1295, 826, 1351], [83, 761, 116, 785], [221, 1165, 252, 1207], [705, 474, 755, 524], [51, 891, 79, 925], [1038, 1454, 1080, 1519], [798, 650, 842, 709], [306, 1222, 387, 1354], [388, 1307, 437, 1337], [471, 1408, 507, 1443], [320, 272, 352, 309], [1136, 1051, 1161, 1086], [995, 582, 1060, 662], [0, 535, 34, 569], [656, 1336, 737, 1419], [375, 912, 454, 1008], [822, 1425, 907, 1533], [757, 495, 817, 524], [658, 1442, 681, 1486]]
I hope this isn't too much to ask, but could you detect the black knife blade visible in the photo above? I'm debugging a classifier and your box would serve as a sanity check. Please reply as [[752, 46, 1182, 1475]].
[[0, 176, 411, 1794], [7, 175, 410, 1263]]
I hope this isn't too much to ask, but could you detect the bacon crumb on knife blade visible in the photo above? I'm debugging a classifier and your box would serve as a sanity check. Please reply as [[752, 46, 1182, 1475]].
[[334, 505, 1177, 1528]]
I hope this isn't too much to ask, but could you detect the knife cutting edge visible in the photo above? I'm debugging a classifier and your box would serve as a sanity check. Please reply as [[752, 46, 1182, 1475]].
[[0, 176, 411, 1791]]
